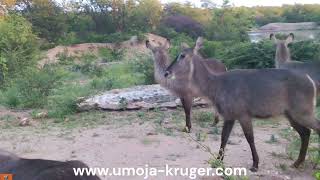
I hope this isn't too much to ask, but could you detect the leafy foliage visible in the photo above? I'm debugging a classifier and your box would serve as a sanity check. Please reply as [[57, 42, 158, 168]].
[[0, 14, 39, 84], [0, 66, 64, 108]]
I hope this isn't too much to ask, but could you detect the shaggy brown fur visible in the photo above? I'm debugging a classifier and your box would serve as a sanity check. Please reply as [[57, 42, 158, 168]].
[[0, 150, 100, 180], [146, 37, 226, 132], [165, 46, 320, 172]]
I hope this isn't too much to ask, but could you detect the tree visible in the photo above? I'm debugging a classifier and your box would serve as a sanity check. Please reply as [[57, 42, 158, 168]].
[[130, 0, 162, 31], [22, 0, 68, 43], [206, 7, 254, 42], [201, 0, 216, 9], [0, 14, 39, 84]]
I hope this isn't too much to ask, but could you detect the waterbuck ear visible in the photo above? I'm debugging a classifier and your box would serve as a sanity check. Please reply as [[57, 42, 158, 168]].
[[146, 40, 155, 51], [286, 33, 294, 44], [193, 37, 204, 55], [180, 42, 190, 50], [270, 33, 277, 43]]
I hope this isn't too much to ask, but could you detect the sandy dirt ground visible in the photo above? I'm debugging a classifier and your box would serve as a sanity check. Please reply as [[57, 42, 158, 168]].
[[0, 107, 318, 180]]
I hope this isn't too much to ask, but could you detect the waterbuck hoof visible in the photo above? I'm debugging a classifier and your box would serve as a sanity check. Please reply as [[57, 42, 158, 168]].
[[312, 163, 318, 169], [212, 120, 219, 127], [250, 167, 258, 172], [216, 155, 224, 161], [212, 117, 219, 126], [290, 163, 300, 168], [182, 126, 191, 133]]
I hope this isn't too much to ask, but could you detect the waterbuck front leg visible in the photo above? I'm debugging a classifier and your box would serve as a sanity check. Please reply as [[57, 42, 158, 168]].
[[180, 95, 193, 133], [217, 120, 235, 160], [239, 116, 259, 172], [287, 118, 310, 168]]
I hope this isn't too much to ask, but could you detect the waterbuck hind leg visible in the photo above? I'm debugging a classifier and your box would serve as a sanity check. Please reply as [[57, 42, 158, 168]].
[[286, 117, 311, 168], [239, 117, 259, 172], [217, 120, 235, 160], [180, 96, 193, 133]]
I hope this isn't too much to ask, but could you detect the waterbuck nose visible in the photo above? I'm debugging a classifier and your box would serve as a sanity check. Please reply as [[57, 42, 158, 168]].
[[164, 71, 170, 78]]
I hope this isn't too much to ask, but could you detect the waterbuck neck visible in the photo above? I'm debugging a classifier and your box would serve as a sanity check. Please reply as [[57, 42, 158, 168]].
[[275, 43, 291, 67], [191, 58, 218, 100], [153, 51, 171, 74]]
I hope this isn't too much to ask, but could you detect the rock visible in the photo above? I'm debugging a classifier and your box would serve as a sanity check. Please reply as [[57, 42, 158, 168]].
[[77, 84, 210, 111]]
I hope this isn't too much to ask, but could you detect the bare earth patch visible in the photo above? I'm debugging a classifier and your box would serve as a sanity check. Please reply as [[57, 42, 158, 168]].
[[0, 108, 317, 180]]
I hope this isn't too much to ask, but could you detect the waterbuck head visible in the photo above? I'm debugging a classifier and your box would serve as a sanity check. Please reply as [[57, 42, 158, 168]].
[[270, 33, 294, 65], [146, 39, 170, 57], [164, 46, 198, 81], [164, 37, 207, 80]]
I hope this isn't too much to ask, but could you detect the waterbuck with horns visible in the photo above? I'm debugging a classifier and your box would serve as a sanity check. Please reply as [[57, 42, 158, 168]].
[[0, 150, 101, 180], [146, 37, 226, 132], [270, 33, 320, 91], [164, 42, 320, 172]]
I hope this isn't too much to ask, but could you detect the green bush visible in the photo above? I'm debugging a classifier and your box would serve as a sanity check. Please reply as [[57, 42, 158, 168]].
[[200, 40, 226, 58], [70, 53, 103, 77], [57, 49, 75, 65], [90, 77, 115, 91], [0, 86, 20, 108], [129, 53, 155, 85], [0, 14, 39, 84], [47, 84, 92, 119], [0, 66, 65, 108], [216, 40, 320, 70], [98, 48, 123, 62], [290, 41, 320, 62], [168, 33, 194, 58], [154, 26, 179, 39], [219, 40, 275, 69]]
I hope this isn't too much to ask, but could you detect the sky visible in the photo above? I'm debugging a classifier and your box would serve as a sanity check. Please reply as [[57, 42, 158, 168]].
[[161, 0, 320, 7]]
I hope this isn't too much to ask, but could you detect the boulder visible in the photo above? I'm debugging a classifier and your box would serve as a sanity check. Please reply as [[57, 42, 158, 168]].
[[77, 85, 209, 111]]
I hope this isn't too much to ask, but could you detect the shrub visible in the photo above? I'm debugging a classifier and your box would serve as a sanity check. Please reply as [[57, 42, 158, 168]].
[[90, 77, 114, 91], [220, 40, 275, 69], [98, 48, 123, 62], [168, 33, 194, 58], [0, 14, 39, 84], [0, 66, 65, 108], [57, 49, 75, 65], [129, 53, 155, 85], [70, 53, 103, 77], [154, 26, 179, 39], [290, 40, 320, 62], [47, 84, 92, 119], [0, 86, 20, 108], [200, 40, 226, 58]]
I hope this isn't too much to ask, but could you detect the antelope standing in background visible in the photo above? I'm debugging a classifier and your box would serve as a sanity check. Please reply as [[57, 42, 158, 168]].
[[146, 37, 226, 132], [164, 44, 320, 172], [0, 150, 101, 180], [270, 33, 320, 91]]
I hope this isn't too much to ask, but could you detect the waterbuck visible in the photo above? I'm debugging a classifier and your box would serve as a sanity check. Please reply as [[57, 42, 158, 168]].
[[164, 46, 320, 172], [146, 38, 226, 132], [270, 33, 320, 91], [0, 150, 101, 180]]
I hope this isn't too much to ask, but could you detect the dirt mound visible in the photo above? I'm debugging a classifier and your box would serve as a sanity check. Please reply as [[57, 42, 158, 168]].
[[39, 33, 167, 67]]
